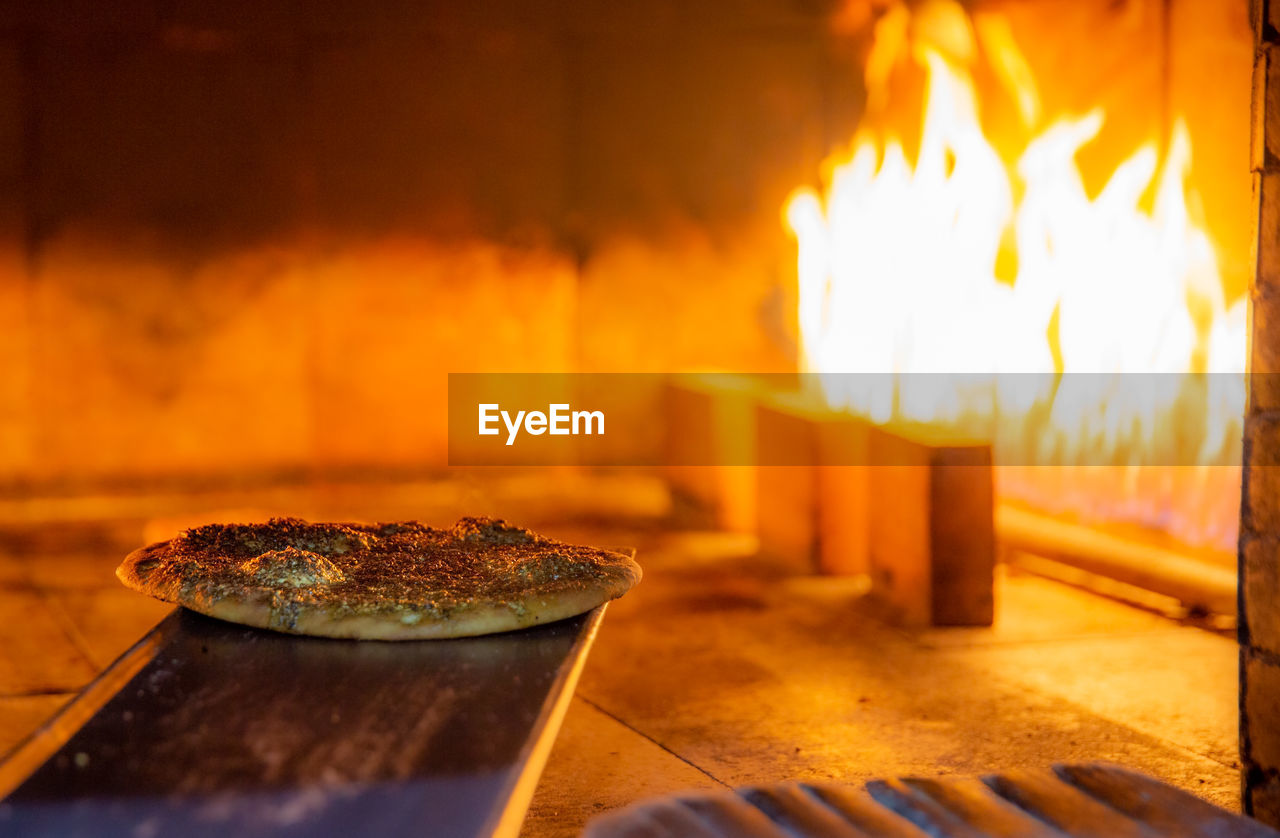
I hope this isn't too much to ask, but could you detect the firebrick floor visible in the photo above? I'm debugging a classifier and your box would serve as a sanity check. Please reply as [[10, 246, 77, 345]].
[[0, 477, 1242, 838]]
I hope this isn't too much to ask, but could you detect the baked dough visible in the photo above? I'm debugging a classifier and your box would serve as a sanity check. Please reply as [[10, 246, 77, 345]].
[[116, 516, 641, 640]]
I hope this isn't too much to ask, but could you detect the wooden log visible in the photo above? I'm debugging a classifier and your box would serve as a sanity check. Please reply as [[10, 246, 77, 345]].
[[673, 380, 995, 618], [753, 391, 870, 576], [663, 374, 762, 533], [867, 424, 994, 627]]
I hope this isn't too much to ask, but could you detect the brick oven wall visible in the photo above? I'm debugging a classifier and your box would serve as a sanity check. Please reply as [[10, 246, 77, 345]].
[[0, 0, 1253, 495], [1246, 0, 1280, 822], [0, 1, 853, 492]]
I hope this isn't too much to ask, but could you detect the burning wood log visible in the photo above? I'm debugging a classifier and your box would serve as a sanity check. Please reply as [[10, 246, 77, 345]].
[[663, 374, 761, 533], [668, 378, 997, 625], [866, 424, 995, 627], [753, 391, 870, 576]]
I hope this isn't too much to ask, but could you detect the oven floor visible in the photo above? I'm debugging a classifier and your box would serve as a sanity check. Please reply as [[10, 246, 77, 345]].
[[521, 529, 1240, 837], [0, 478, 1240, 838]]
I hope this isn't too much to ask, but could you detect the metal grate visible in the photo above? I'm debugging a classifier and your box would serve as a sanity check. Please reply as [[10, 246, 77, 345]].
[[584, 763, 1278, 838]]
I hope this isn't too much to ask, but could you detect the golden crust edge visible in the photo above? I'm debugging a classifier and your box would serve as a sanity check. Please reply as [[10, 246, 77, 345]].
[[190, 584, 621, 639], [115, 540, 641, 641], [116, 540, 178, 596]]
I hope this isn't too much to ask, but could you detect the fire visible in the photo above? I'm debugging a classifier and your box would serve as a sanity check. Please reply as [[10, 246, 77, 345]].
[[787, 2, 1245, 551]]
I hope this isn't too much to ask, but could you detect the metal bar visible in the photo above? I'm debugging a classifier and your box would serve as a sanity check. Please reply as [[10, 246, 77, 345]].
[[996, 504, 1237, 616]]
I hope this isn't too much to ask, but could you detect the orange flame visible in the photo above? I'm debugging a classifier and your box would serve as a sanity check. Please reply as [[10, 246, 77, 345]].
[[787, 3, 1244, 551]]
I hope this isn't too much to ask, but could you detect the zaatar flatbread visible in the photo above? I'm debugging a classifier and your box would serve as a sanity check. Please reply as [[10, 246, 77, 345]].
[[116, 516, 641, 640]]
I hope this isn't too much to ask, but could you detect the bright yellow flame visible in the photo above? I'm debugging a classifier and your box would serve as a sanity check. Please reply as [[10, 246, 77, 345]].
[[787, 7, 1244, 551]]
